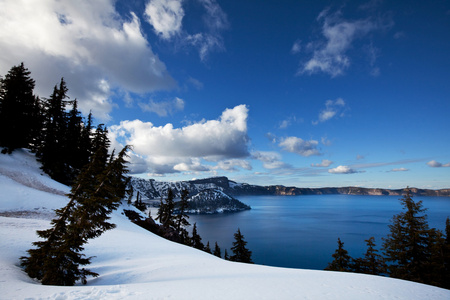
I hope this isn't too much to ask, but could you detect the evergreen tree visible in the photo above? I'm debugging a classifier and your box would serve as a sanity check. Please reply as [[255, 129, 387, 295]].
[[325, 238, 352, 271], [38, 78, 70, 183], [213, 241, 222, 258], [175, 189, 190, 233], [230, 228, 253, 263], [156, 188, 175, 228], [191, 223, 204, 250], [224, 249, 229, 260], [353, 237, 385, 275], [204, 241, 212, 254], [65, 101, 84, 168], [21, 146, 130, 285], [0, 63, 40, 153], [78, 111, 93, 168], [382, 189, 432, 283]]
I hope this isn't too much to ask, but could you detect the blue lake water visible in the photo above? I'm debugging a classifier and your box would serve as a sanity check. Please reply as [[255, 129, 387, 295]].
[[188, 195, 450, 270]]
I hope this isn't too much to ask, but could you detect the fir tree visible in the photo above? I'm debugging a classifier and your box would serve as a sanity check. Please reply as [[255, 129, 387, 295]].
[[38, 78, 70, 183], [353, 237, 385, 275], [382, 189, 432, 283], [156, 188, 176, 228], [21, 146, 130, 285], [224, 249, 229, 260], [230, 228, 253, 263], [0, 63, 40, 153], [65, 101, 84, 170], [175, 189, 190, 233], [325, 238, 352, 271], [191, 223, 204, 250], [213, 241, 222, 258], [204, 241, 212, 254]]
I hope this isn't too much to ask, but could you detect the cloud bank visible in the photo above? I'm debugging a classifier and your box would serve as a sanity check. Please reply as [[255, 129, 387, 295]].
[[110, 105, 250, 174], [0, 0, 176, 121]]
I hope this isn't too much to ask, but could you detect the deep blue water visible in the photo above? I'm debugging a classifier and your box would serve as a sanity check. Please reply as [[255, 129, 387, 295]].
[[188, 195, 450, 270]]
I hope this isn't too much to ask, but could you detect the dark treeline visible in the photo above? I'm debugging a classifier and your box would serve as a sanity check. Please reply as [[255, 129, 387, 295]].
[[325, 189, 450, 289], [0, 63, 109, 185], [1, 63, 131, 285], [125, 187, 253, 264]]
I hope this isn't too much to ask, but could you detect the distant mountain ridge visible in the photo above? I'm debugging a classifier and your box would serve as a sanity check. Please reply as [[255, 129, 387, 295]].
[[129, 176, 450, 199]]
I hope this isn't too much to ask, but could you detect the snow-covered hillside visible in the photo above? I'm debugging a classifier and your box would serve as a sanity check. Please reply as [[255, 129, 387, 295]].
[[1, 149, 449, 299]]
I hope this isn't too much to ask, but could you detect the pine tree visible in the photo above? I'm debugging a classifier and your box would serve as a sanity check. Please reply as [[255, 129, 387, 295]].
[[230, 228, 253, 263], [191, 223, 204, 250], [353, 237, 385, 275], [65, 100, 84, 171], [38, 78, 70, 183], [175, 189, 190, 233], [0, 63, 40, 153], [156, 188, 176, 228], [213, 241, 222, 258], [21, 146, 130, 285], [204, 241, 212, 254], [325, 238, 352, 271], [382, 189, 433, 283], [224, 249, 229, 260]]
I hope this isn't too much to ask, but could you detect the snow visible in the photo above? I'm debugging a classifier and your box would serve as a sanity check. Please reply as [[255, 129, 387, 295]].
[[1, 149, 449, 299]]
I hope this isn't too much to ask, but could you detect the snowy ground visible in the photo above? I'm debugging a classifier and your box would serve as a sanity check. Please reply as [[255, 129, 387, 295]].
[[1, 149, 449, 299]]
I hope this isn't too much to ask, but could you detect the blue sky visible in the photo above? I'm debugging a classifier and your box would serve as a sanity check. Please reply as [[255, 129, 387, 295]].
[[1, 0, 449, 189]]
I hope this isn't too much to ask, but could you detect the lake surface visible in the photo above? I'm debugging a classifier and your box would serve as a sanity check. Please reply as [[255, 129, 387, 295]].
[[188, 195, 450, 270]]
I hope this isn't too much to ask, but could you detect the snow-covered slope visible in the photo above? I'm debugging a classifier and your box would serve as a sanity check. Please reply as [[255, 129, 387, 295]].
[[1, 149, 449, 300]]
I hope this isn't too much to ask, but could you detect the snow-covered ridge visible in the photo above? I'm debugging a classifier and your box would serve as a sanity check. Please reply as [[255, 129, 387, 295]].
[[187, 189, 250, 214], [128, 176, 251, 213], [1, 150, 449, 299]]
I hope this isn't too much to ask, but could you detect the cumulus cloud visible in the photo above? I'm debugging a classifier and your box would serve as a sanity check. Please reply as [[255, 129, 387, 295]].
[[0, 0, 176, 121], [144, 0, 185, 39], [298, 8, 390, 77], [252, 151, 291, 170], [427, 160, 450, 168], [313, 98, 346, 124], [279, 137, 321, 157], [312, 159, 333, 167], [110, 105, 250, 174], [328, 165, 358, 174], [138, 97, 185, 116]]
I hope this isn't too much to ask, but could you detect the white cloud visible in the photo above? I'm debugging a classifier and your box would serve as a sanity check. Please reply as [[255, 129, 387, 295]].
[[328, 165, 358, 174], [0, 0, 175, 121], [252, 151, 291, 170], [427, 160, 450, 168], [279, 137, 321, 157], [145, 0, 229, 61], [314, 98, 346, 124], [215, 159, 252, 172], [138, 97, 185, 117], [390, 168, 409, 172], [291, 40, 302, 54], [110, 105, 250, 174], [298, 8, 389, 77], [144, 0, 185, 39], [312, 159, 333, 167]]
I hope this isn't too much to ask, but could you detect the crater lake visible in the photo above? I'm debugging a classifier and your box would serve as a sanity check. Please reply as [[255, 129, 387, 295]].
[[188, 194, 450, 270]]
